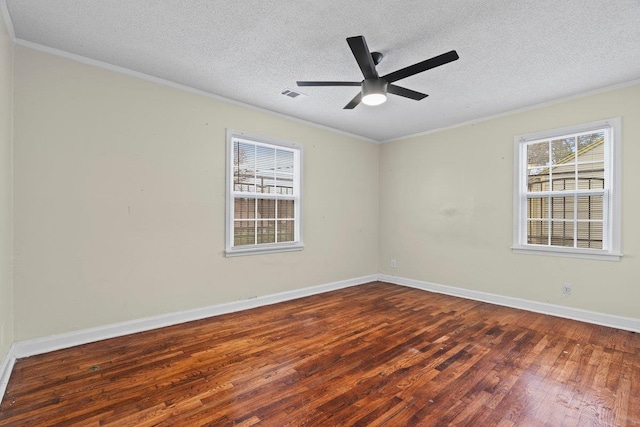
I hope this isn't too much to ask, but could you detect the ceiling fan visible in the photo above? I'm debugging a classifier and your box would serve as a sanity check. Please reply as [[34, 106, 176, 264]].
[[297, 35, 459, 109]]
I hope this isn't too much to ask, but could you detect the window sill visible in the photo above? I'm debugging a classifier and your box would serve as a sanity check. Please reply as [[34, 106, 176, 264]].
[[512, 245, 622, 261], [225, 243, 305, 257]]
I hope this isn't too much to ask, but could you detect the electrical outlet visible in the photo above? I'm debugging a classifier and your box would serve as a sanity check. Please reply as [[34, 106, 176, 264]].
[[390, 259, 397, 268], [561, 283, 572, 296]]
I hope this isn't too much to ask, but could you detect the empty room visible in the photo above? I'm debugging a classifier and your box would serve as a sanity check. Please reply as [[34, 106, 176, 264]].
[[1, 1, 639, 426]]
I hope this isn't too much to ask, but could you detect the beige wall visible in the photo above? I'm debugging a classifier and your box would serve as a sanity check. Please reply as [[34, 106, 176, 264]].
[[0, 15, 14, 360], [13, 47, 379, 340], [9, 43, 640, 343], [379, 83, 640, 318]]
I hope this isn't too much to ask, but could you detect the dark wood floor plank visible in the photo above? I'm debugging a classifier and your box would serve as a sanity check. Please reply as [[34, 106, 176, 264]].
[[1, 281, 639, 426]]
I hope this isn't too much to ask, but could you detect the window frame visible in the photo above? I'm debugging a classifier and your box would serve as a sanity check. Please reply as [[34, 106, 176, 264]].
[[225, 129, 304, 257], [512, 118, 622, 261]]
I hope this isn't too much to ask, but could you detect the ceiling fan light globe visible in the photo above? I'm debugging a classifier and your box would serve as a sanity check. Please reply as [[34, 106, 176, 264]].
[[361, 78, 388, 106], [362, 93, 387, 106]]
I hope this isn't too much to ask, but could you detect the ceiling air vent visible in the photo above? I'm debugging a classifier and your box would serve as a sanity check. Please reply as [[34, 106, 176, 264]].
[[281, 88, 307, 99]]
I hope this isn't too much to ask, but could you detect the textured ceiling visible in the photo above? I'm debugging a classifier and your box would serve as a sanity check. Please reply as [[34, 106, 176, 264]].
[[5, 0, 640, 142]]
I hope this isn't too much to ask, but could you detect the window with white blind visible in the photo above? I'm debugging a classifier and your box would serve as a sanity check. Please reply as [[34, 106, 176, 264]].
[[225, 130, 303, 256], [513, 118, 621, 261]]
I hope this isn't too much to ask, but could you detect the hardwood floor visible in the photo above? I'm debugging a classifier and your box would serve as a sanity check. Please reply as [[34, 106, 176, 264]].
[[1, 282, 639, 426]]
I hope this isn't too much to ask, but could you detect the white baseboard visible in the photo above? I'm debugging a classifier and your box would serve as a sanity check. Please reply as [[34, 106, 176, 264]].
[[0, 345, 16, 405], [12, 274, 377, 359], [379, 274, 640, 333], [9, 273, 640, 360]]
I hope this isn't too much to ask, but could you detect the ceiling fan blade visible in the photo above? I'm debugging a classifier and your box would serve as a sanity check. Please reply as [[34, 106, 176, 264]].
[[346, 36, 379, 80], [387, 84, 429, 100], [297, 81, 361, 87], [343, 92, 362, 109], [382, 50, 459, 83]]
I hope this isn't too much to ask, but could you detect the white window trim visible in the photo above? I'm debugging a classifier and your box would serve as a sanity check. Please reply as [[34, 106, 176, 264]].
[[512, 118, 622, 261], [225, 129, 304, 257]]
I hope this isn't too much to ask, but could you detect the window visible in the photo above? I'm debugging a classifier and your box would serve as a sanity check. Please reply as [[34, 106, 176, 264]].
[[513, 118, 621, 261], [225, 130, 303, 256]]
